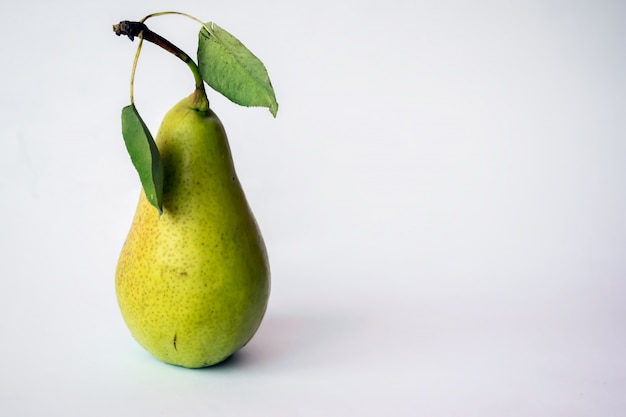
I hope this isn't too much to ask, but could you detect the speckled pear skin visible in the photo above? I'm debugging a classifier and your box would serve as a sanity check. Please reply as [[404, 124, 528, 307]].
[[116, 92, 270, 368]]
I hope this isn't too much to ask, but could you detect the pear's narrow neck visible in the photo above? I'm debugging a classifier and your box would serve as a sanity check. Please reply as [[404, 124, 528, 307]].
[[190, 87, 209, 112]]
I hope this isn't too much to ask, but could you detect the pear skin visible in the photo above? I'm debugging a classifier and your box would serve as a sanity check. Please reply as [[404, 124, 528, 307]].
[[116, 91, 270, 368]]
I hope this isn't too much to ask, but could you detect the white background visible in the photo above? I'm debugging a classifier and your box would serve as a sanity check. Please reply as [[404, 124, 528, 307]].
[[1, 0, 625, 415]]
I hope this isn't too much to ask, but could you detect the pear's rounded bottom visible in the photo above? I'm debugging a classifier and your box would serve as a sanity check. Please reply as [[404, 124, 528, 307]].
[[158, 353, 234, 369], [134, 337, 245, 369], [158, 351, 239, 369]]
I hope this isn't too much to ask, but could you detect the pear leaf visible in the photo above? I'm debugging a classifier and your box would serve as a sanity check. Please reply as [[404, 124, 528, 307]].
[[198, 22, 278, 117], [121, 104, 164, 214]]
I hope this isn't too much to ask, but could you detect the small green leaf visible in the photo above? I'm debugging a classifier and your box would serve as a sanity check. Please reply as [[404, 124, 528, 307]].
[[121, 104, 164, 214], [198, 22, 278, 117]]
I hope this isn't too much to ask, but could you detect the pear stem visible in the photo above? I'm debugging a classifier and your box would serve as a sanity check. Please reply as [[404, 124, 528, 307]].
[[113, 20, 208, 108]]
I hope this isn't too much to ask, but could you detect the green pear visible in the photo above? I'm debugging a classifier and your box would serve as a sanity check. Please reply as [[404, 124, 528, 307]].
[[115, 90, 270, 368]]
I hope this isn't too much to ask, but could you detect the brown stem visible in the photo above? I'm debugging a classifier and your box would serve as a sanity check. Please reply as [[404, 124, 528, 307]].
[[113, 20, 205, 93]]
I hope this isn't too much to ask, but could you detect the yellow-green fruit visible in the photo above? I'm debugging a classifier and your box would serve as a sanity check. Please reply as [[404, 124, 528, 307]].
[[115, 91, 270, 368]]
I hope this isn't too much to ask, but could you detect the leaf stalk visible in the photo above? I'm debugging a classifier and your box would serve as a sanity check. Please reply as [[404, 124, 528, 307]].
[[113, 20, 208, 109]]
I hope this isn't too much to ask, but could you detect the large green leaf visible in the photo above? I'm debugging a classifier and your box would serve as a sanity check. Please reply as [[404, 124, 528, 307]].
[[121, 104, 164, 214], [198, 22, 278, 117]]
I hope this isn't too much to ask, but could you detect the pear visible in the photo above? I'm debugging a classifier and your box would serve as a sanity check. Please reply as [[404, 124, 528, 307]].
[[115, 90, 270, 368]]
